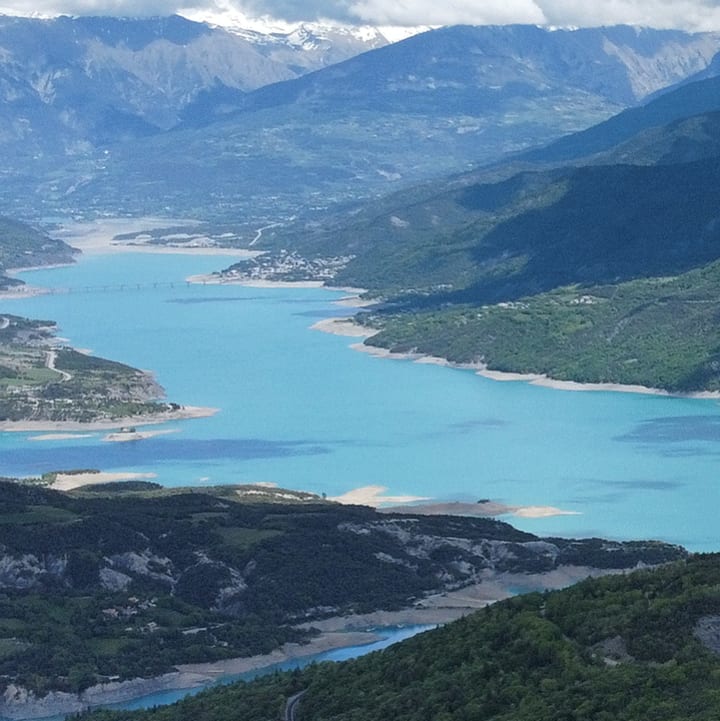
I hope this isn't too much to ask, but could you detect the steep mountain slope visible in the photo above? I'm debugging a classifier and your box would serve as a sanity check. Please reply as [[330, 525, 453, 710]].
[[82, 554, 720, 721], [218, 74, 720, 391], [0, 13, 392, 158], [234, 95, 720, 298], [5, 23, 720, 223], [194, 17, 396, 73], [356, 115, 720, 390], [0, 216, 76, 288], [209, 24, 720, 118], [0, 481, 679, 702], [364, 258, 720, 391], [523, 73, 720, 163]]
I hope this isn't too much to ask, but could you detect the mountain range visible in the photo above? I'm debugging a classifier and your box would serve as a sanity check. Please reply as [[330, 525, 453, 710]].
[[0, 20, 719, 223], [239, 69, 720, 392]]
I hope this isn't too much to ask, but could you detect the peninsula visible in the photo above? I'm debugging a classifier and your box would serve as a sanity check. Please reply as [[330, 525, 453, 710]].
[[0, 314, 212, 428]]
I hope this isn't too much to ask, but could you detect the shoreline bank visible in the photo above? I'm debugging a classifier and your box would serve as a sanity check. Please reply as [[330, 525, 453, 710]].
[[185, 273, 371, 305], [0, 629, 402, 720], [48, 471, 158, 492], [0, 405, 217, 435], [49, 218, 260, 259], [312, 315, 720, 400], [0, 219, 261, 299], [0, 564, 621, 720]]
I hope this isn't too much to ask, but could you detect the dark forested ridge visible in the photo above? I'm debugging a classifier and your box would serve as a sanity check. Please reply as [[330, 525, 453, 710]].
[[362, 259, 720, 392], [0, 481, 684, 695], [0, 216, 76, 288], [81, 554, 720, 721], [222, 75, 720, 392]]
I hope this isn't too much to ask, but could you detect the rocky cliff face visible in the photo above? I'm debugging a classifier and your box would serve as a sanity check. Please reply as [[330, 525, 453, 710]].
[[0, 13, 389, 153]]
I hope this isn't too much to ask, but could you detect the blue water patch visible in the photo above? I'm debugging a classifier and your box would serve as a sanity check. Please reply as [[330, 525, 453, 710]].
[[617, 415, 720, 444], [166, 295, 270, 304], [0, 438, 333, 477], [1, 251, 719, 550], [291, 309, 352, 318], [13, 626, 434, 721]]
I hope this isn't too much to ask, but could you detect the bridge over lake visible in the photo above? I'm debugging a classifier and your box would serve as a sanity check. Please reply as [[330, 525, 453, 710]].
[[41, 280, 204, 294]]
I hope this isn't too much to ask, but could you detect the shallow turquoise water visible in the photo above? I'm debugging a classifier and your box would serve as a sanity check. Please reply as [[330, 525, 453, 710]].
[[15, 625, 431, 721], [1, 252, 719, 550]]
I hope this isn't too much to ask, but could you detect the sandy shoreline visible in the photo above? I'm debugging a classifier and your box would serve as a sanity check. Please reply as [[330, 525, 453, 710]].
[[312, 315, 720, 400], [311, 317, 376, 337], [0, 565, 623, 720], [175, 630, 383, 677], [187, 273, 325, 288], [379, 499, 581, 519], [329, 485, 579, 519], [50, 218, 259, 259], [28, 432, 96, 441], [0, 405, 217, 434], [49, 471, 158, 492], [0, 218, 260, 300], [0, 630, 401, 719], [103, 428, 180, 443], [329, 484, 431, 506], [185, 275, 375, 302]]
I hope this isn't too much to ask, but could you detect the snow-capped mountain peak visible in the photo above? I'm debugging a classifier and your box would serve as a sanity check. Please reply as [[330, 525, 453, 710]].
[[178, 7, 428, 48]]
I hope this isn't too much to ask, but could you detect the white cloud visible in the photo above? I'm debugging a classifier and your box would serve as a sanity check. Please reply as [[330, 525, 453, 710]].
[[347, 0, 546, 26], [0, 0, 182, 15], [2, 0, 720, 32], [539, 0, 720, 32]]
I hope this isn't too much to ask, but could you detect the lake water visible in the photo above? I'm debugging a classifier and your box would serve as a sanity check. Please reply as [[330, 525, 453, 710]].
[[19, 625, 432, 721], [1, 252, 719, 550]]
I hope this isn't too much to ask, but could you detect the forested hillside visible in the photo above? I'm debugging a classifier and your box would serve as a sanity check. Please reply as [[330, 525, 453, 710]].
[[81, 554, 720, 721], [0, 217, 75, 289], [0, 481, 682, 695], [224, 76, 720, 392]]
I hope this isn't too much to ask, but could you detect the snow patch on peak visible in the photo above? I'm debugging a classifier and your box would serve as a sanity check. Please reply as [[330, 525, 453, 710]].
[[178, 7, 428, 47], [377, 25, 434, 42]]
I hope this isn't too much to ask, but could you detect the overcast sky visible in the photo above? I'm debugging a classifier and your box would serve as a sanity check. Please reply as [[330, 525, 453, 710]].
[[2, 0, 720, 32]]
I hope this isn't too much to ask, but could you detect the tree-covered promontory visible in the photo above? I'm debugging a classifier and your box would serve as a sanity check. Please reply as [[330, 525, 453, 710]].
[[82, 554, 720, 721]]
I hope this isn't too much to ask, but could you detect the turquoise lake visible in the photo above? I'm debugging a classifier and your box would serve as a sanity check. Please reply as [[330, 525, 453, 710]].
[[21, 625, 432, 721], [1, 251, 719, 551], [108, 626, 430, 713]]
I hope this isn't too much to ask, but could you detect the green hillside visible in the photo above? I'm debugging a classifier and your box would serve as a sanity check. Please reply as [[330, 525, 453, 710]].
[[223, 99, 720, 391], [0, 481, 682, 696], [82, 554, 720, 721], [236, 108, 720, 299], [0, 315, 176, 423], [363, 258, 720, 392], [330, 109, 720, 299], [0, 216, 76, 288], [522, 74, 720, 164]]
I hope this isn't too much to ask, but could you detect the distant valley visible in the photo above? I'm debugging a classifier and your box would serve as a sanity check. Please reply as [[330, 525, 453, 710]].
[[0, 21, 718, 225], [0, 15, 719, 720], [228, 73, 720, 392]]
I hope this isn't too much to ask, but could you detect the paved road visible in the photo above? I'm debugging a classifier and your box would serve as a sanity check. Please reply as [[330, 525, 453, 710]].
[[45, 350, 72, 381], [284, 690, 306, 721]]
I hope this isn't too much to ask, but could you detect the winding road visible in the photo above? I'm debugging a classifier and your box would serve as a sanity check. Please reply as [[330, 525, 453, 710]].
[[284, 690, 306, 721], [45, 350, 72, 381]]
